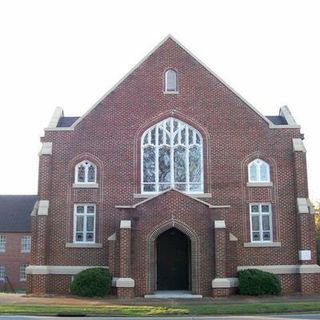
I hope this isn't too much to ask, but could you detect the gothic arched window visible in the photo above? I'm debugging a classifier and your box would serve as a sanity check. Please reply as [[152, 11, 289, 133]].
[[141, 118, 203, 193], [75, 161, 97, 184], [248, 159, 270, 183]]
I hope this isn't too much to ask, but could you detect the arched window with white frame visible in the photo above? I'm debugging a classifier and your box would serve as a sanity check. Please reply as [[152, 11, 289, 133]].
[[75, 160, 97, 184], [141, 118, 203, 193], [165, 69, 177, 92], [248, 159, 270, 183]]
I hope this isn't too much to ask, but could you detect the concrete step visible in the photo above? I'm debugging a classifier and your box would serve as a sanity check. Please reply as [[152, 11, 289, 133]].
[[144, 290, 202, 299]]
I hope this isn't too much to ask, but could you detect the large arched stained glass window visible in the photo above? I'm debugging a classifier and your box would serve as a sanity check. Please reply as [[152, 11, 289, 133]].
[[141, 118, 203, 193]]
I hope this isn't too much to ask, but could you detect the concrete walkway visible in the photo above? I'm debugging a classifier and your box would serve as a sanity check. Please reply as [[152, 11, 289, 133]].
[[0, 292, 319, 306]]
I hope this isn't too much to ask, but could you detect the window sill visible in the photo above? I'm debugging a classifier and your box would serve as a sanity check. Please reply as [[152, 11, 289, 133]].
[[72, 183, 99, 189], [21, 250, 31, 253], [246, 182, 273, 187], [244, 242, 281, 248], [66, 243, 103, 248], [163, 91, 179, 95], [133, 192, 212, 198]]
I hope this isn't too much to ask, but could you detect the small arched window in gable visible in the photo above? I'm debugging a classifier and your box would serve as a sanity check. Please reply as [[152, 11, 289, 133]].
[[248, 159, 270, 183], [165, 69, 177, 92], [75, 160, 97, 184]]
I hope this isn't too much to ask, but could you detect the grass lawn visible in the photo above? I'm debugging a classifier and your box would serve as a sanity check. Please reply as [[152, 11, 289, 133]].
[[1, 302, 320, 316]]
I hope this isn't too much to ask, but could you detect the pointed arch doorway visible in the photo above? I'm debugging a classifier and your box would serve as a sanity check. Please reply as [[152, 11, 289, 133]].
[[156, 227, 191, 291]]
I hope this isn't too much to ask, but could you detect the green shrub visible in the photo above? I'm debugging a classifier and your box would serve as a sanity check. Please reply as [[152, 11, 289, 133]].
[[70, 267, 112, 297], [238, 269, 281, 296]]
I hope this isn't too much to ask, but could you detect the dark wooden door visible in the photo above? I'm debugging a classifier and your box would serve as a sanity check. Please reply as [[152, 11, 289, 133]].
[[156, 228, 190, 290]]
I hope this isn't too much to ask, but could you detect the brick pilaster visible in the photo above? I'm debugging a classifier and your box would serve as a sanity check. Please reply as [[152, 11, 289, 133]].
[[116, 220, 134, 298], [292, 138, 318, 294], [214, 220, 227, 278], [107, 233, 116, 275], [212, 220, 233, 297]]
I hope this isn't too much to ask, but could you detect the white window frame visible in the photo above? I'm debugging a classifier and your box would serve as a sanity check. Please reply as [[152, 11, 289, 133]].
[[165, 69, 178, 92], [73, 204, 96, 243], [0, 264, 5, 279], [249, 203, 273, 243], [248, 159, 270, 183], [21, 236, 31, 253], [74, 161, 97, 184], [141, 117, 204, 194], [0, 235, 6, 252], [19, 264, 28, 281]]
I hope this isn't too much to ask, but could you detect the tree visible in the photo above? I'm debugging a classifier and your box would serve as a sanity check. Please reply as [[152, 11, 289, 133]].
[[314, 202, 320, 265], [315, 202, 320, 236]]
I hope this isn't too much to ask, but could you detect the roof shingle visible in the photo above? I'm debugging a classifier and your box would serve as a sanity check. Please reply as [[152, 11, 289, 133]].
[[0, 195, 37, 232]]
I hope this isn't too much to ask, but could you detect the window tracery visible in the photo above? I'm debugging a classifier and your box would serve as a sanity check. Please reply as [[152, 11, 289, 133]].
[[142, 118, 203, 193]]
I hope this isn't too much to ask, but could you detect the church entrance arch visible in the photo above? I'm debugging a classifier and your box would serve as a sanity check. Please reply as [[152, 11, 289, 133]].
[[146, 220, 200, 294], [156, 228, 191, 290]]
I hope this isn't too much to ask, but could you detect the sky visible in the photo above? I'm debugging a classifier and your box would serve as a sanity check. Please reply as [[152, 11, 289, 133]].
[[0, 0, 319, 202]]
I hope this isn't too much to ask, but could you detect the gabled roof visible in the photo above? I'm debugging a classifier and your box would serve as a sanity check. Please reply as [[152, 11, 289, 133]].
[[115, 188, 231, 209], [0, 195, 37, 232], [45, 35, 300, 131]]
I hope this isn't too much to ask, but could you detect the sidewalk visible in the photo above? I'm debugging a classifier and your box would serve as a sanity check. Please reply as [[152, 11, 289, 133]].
[[0, 292, 319, 306]]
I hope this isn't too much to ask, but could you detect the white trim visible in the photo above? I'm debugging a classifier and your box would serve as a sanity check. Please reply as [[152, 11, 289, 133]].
[[39, 142, 53, 156], [214, 220, 226, 229], [66, 243, 102, 248], [74, 160, 97, 184], [246, 182, 273, 187], [279, 106, 298, 126], [21, 235, 31, 253], [163, 91, 179, 95], [116, 188, 230, 209], [133, 192, 212, 198], [237, 264, 320, 274], [72, 183, 99, 189], [116, 277, 135, 288], [26, 265, 108, 275], [293, 138, 307, 153], [38, 200, 49, 216], [47, 107, 64, 128], [45, 127, 74, 132], [307, 199, 315, 214], [244, 242, 281, 247], [30, 201, 39, 217], [0, 235, 6, 252], [229, 233, 238, 241], [108, 233, 116, 241], [297, 198, 309, 214], [164, 69, 177, 92], [120, 220, 131, 229], [19, 264, 28, 282], [73, 204, 96, 243], [212, 278, 239, 288], [248, 159, 270, 183], [249, 203, 273, 243], [299, 250, 311, 261]]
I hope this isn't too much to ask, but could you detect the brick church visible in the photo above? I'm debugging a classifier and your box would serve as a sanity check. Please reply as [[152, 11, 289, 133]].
[[27, 36, 320, 298]]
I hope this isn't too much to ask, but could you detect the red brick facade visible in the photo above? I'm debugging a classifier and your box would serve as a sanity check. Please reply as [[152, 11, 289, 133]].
[[27, 36, 319, 297], [0, 232, 30, 291]]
